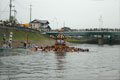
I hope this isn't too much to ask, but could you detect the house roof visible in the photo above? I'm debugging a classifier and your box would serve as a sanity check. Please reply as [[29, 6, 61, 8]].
[[30, 19, 49, 24]]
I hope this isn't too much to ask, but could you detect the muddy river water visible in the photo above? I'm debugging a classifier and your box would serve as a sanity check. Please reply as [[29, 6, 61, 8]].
[[0, 44, 120, 80]]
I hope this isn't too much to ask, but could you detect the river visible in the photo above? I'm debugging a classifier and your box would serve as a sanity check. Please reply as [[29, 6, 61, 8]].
[[0, 44, 120, 80]]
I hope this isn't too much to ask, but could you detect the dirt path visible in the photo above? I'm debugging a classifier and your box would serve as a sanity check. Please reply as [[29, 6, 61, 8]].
[[0, 40, 76, 48]]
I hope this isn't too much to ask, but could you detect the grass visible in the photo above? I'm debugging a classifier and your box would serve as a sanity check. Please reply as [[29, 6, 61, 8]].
[[0, 29, 53, 40], [66, 38, 79, 42], [0, 28, 82, 42], [66, 38, 87, 43]]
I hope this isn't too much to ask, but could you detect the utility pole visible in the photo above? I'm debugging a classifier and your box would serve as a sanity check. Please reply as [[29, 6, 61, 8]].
[[12, 6, 17, 24], [63, 21, 65, 27], [118, 0, 120, 27], [9, 0, 12, 24], [30, 4, 32, 22], [98, 15, 103, 29]]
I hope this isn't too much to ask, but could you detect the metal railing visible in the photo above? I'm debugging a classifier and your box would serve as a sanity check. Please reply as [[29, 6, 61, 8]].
[[0, 25, 41, 33]]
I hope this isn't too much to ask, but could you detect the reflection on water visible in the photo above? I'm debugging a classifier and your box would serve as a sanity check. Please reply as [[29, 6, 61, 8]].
[[55, 52, 66, 70], [54, 52, 66, 79], [0, 44, 120, 80]]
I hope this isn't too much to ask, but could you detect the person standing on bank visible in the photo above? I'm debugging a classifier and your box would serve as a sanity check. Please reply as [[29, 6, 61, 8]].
[[8, 32, 13, 48], [3, 33, 6, 42]]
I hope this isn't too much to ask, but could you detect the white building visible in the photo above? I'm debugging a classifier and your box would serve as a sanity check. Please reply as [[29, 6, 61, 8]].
[[30, 19, 51, 32]]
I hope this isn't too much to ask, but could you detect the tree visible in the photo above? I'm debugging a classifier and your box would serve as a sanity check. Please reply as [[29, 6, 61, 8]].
[[10, 16, 18, 25]]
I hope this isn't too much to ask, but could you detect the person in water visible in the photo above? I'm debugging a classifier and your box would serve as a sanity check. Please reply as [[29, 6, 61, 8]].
[[30, 33, 89, 52], [8, 40, 12, 48], [30, 45, 89, 52], [30, 46, 38, 51]]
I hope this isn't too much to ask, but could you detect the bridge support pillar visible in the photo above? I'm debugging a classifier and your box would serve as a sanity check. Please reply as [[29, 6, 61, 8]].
[[98, 39, 103, 45], [98, 35, 104, 45]]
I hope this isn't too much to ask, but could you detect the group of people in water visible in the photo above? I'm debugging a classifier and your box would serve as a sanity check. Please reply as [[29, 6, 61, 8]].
[[30, 33, 89, 52], [1, 32, 89, 53], [30, 45, 89, 52]]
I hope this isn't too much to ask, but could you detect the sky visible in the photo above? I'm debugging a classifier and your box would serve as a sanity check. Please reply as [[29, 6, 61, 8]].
[[0, 0, 120, 29]]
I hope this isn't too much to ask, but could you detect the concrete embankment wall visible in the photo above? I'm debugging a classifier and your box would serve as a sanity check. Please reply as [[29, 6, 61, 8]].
[[87, 38, 120, 44], [68, 38, 120, 45]]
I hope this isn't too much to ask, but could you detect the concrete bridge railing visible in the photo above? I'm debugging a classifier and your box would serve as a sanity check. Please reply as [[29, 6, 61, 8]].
[[47, 31, 120, 45]]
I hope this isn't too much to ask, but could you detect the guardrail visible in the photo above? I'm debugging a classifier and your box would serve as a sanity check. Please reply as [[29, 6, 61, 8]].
[[0, 25, 41, 33]]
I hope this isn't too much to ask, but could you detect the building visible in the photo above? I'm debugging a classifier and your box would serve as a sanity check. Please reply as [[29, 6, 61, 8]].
[[29, 19, 51, 32]]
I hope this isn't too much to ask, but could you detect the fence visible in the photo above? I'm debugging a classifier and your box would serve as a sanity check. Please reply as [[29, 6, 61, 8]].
[[0, 25, 41, 33]]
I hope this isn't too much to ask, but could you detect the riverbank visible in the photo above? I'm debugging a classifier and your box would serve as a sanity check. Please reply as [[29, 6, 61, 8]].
[[0, 40, 76, 49], [0, 29, 53, 40], [0, 28, 77, 48], [0, 40, 52, 48]]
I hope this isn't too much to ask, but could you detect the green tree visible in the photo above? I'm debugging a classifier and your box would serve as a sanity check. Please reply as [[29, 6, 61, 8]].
[[10, 16, 18, 25]]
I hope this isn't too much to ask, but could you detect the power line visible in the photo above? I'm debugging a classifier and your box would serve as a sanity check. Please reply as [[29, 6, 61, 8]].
[[0, 0, 9, 19], [0, 0, 9, 10], [0, 11, 9, 12], [119, 0, 120, 27], [13, 0, 31, 24], [14, 0, 29, 10]]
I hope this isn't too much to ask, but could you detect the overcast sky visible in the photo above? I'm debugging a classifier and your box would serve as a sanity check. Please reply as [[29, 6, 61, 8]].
[[0, 0, 120, 29]]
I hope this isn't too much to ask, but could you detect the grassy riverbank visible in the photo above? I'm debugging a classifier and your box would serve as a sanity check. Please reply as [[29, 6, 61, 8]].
[[0, 29, 54, 48], [0, 28, 77, 48], [0, 28, 80, 42], [0, 29, 52, 40]]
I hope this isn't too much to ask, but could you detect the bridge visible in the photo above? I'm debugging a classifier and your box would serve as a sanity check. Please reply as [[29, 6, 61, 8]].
[[47, 31, 120, 44]]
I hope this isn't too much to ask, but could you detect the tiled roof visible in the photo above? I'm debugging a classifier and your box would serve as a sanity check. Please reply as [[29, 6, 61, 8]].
[[30, 19, 49, 24]]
